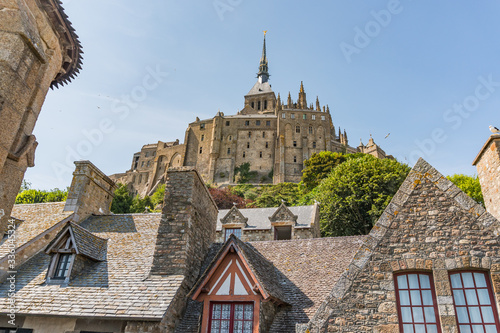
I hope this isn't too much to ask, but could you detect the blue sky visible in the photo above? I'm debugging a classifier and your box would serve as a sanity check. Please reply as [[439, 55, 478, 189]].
[[26, 0, 500, 189]]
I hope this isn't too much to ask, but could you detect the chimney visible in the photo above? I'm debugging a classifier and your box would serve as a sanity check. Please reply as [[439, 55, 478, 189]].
[[63, 161, 117, 222], [150, 166, 218, 279], [473, 134, 500, 221]]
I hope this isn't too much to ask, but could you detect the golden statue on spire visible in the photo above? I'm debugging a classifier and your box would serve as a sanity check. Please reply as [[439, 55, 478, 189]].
[[263, 30, 267, 36]]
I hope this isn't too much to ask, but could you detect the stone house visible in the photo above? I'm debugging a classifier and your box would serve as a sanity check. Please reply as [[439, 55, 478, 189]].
[[110, 35, 389, 197], [0, 133, 498, 332]]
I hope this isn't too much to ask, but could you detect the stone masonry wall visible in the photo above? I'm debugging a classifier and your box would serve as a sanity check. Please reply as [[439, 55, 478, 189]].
[[474, 135, 500, 222], [301, 159, 500, 333]]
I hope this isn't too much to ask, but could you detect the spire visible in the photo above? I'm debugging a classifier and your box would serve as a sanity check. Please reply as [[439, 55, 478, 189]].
[[300, 81, 304, 93], [326, 104, 330, 114], [287, 92, 292, 106], [257, 31, 269, 83], [316, 96, 320, 111], [298, 81, 307, 109], [277, 93, 282, 110]]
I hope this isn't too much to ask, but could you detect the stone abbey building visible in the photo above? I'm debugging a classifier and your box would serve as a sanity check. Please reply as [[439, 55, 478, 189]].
[[110, 35, 389, 196]]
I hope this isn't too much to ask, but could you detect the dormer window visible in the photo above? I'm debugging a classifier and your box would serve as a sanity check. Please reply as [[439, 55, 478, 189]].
[[46, 232, 76, 283], [54, 253, 72, 279], [224, 228, 242, 241]]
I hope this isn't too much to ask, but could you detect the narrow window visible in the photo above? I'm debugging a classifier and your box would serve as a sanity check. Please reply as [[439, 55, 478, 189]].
[[266, 120, 271, 126], [293, 156, 297, 163], [262, 132, 266, 138], [209, 303, 253, 333], [291, 114, 295, 119], [450, 271, 500, 332], [200, 123, 205, 129], [224, 228, 242, 241], [258, 101, 261, 110], [226, 121, 230, 126], [227, 148, 231, 154], [199, 147, 203, 154], [293, 141, 297, 147], [321, 115, 325, 120], [259, 152, 262, 158], [266, 142, 269, 148], [243, 152, 246, 158], [312, 114, 316, 120], [141, 161, 144, 167], [245, 121, 249, 126], [296, 126, 300, 133], [309, 126, 313, 134], [313, 142, 316, 148], [251, 102, 255, 109], [228, 135, 232, 141], [264, 100, 267, 109], [54, 254, 72, 279], [282, 113, 286, 119], [247, 142, 250, 149], [303, 114, 307, 120], [394, 272, 441, 333], [248, 132, 251, 138], [256, 120, 261, 126], [201, 134, 204, 141]]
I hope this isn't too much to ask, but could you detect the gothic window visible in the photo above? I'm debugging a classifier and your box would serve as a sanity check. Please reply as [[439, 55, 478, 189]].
[[293, 156, 297, 163], [201, 134, 205, 141], [312, 114, 316, 120], [303, 114, 307, 120], [293, 141, 297, 147], [282, 113, 286, 119], [259, 152, 262, 158], [256, 120, 260, 126], [291, 114, 295, 119], [309, 126, 313, 134], [226, 121, 230, 126], [247, 142, 250, 149], [313, 142, 316, 148], [199, 147, 203, 154], [296, 126, 300, 133], [224, 228, 242, 241], [266, 142, 269, 148], [228, 136, 232, 141], [321, 115, 325, 121], [450, 271, 500, 332], [394, 272, 441, 333], [227, 148, 231, 155], [209, 302, 253, 333], [266, 120, 270, 126], [245, 121, 249, 126], [264, 100, 267, 109]]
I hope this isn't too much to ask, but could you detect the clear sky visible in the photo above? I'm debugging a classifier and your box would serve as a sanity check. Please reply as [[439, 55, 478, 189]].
[[26, 0, 500, 190]]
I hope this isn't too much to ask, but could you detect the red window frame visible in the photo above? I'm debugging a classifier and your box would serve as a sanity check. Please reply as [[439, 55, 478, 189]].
[[394, 272, 442, 333], [449, 270, 500, 332], [224, 228, 242, 241], [208, 302, 254, 333]]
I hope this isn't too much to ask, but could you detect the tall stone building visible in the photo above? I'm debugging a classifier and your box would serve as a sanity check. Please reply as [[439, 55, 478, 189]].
[[110, 34, 388, 196], [0, 0, 82, 232]]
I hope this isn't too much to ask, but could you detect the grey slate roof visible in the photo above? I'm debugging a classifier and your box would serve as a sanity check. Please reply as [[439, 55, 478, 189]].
[[246, 80, 273, 96], [217, 205, 317, 231], [0, 213, 184, 319]]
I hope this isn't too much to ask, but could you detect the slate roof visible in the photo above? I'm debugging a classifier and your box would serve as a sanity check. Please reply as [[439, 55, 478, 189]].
[[217, 205, 317, 231], [247, 80, 273, 96], [0, 202, 74, 258], [0, 213, 184, 319]]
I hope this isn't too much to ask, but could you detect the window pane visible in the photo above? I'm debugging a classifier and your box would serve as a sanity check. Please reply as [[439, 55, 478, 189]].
[[475, 273, 487, 288], [403, 324, 414, 333], [222, 304, 231, 319], [411, 290, 422, 306], [460, 325, 472, 333], [481, 306, 495, 323], [408, 274, 419, 289], [454, 290, 467, 305], [463, 273, 474, 288], [478, 289, 491, 305], [413, 307, 424, 323], [422, 290, 433, 305], [457, 307, 470, 323], [399, 291, 410, 305], [415, 324, 426, 333], [469, 307, 482, 323], [427, 325, 438, 333], [485, 325, 497, 333], [244, 305, 253, 319], [425, 307, 436, 323], [398, 275, 408, 289], [401, 307, 412, 322], [466, 290, 479, 305], [451, 273, 463, 288], [419, 275, 431, 289], [472, 325, 485, 333]]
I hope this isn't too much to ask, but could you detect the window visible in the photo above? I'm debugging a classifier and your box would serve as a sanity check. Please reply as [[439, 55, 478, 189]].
[[145, 152, 149, 157], [293, 156, 297, 163], [224, 228, 242, 241], [147, 161, 150, 167], [303, 114, 307, 120], [259, 152, 262, 158], [312, 114, 316, 120], [245, 121, 249, 126], [227, 148, 231, 154], [266, 120, 270, 126], [209, 302, 253, 333], [199, 147, 203, 154], [133, 156, 139, 170], [274, 226, 292, 240], [264, 100, 267, 109], [321, 115, 325, 120], [293, 141, 297, 147], [226, 121, 230, 126], [256, 120, 260, 126], [296, 126, 300, 133], [200, 123, 205, 129], [309, 126, 313, 134], [394, 272, 441, 333], [201, 134, 205, 141], [247, 142, 250, 149], [450, 271, 500, 332], [262, 132, 266, 138], [139, 174, 142, 184], [248, 132, 251, 138], [228, 135, 232, 141], [141, 161, 144, 167], [251, 102, 254, 109], [243, 152, 246, 158], [282, 113, 286, 119], [54, 254, 72, 279], [265, 142, 269, 148], [291, 114, 295, 119], [313, 142, 316, 148], [153, 151, 156, 157], [257, 101, 261, 110]]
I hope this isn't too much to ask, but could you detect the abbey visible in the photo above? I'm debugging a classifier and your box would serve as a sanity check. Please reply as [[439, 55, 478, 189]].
[[110, 35, 389, 196]]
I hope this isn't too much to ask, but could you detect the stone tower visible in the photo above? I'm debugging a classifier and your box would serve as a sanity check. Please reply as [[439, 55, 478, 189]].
[[473, 133, 500, 221]]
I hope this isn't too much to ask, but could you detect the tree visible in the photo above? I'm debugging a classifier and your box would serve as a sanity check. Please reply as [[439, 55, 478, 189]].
[[110, 184, 133, 213], [301, 152, 364, 190], [447, 174, 484, 205], [303, 155, 410, 237], [130, 195, 154, 213], [16, 188, 68, 204], [254, 183, 302, 208], [150, 184, 165, 209], [208, 187, 248, 209], [19, 179, 31, 193], [234, 162, 258, 184]]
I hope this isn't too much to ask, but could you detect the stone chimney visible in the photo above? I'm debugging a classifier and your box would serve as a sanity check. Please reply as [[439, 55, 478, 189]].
[[150, 167, 218, 278], [473, 134, 500, 221], [63, 161, 117, 222]]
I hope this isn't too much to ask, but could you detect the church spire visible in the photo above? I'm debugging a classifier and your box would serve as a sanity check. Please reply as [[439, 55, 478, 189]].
[[257, 31, 269, 83]]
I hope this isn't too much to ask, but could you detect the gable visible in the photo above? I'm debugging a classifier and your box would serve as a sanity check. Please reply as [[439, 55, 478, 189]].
[[269, 203, 298, 224], [300, 158, 500, 332], [220, 206, 248, 226], [206, 252, 257, 297]]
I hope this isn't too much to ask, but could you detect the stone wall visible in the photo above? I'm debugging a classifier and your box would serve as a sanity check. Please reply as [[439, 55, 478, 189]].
[[63, 161, 117, 222], [301, 159, 500, 333], [149, 167, 218, 331], [474, 134, 500, 222]]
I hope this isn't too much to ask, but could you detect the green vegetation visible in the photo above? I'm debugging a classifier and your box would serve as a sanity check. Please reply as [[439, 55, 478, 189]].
[[234, 162, 258, 184], [110, 183, 165, 214], [16, 180, 68, 204], [447, 174, 484, 205]]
